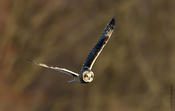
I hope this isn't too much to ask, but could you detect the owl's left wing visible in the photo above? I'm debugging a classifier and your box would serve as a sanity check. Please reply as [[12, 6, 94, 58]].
[[28, 60, 79, 77], [81, 18, 115, 72]]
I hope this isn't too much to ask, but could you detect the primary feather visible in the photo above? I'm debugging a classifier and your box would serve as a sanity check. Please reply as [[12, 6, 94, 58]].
[[28, 59, 79, 77], [81, 18, 115, 72]]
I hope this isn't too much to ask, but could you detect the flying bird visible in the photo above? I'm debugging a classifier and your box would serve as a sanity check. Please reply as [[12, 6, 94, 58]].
[[30, 18, 115, 83]]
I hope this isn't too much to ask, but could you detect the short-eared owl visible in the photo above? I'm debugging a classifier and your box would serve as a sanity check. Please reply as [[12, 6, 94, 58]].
[[30, 18, 115, 83]]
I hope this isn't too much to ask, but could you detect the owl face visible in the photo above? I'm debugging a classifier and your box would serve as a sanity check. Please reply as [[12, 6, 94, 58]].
[[82, 70, 94, 83]]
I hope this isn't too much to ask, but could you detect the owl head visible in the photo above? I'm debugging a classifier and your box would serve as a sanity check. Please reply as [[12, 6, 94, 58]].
[[81, 70, 94, 83]]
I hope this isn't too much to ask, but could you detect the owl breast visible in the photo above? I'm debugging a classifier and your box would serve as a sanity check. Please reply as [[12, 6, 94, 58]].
[[81, 70, 94, 83]]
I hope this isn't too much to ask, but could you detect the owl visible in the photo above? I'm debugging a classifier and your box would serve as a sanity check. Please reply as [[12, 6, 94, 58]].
[[30, 18, 115, 83]]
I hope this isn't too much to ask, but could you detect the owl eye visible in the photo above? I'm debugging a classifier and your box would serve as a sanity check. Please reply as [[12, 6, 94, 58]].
[[84, 74, 88, 78]]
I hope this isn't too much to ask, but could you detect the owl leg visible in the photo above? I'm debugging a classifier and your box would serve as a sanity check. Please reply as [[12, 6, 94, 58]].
[[67, 76, 80, 83], [68, 77, 75, 83]]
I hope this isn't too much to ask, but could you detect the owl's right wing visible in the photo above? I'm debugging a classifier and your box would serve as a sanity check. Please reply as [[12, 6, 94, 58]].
[[28, 60, 79, 77], [81, 18, 115, 72]]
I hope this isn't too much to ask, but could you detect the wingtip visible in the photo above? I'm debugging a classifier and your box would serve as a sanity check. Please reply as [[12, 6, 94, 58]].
[[109, 18, 115, 26], [26, 58, 33, 63], [26, 58, 38, 65]]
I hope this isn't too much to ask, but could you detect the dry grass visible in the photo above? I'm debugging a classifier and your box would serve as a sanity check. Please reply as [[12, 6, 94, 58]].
[[0, 0, 175, 111]]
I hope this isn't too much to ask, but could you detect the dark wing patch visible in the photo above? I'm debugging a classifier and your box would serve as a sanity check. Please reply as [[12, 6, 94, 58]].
[[81, 18, 115, 72]]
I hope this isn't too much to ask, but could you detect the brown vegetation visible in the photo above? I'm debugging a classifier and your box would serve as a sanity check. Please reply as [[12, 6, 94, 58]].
[[0, 0, 175, 111]]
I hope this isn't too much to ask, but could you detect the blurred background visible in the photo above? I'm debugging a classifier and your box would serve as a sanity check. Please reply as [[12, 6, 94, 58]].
[[0, 0, 175, 111]]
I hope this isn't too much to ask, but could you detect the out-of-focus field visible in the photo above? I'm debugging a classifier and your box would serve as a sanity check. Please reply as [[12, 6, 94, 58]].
[[0, 0, 175, 111]]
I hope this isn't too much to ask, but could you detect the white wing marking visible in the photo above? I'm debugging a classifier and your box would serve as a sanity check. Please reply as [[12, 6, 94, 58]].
[[28, 60, 79, 77], [81, 18, 115, 72]]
